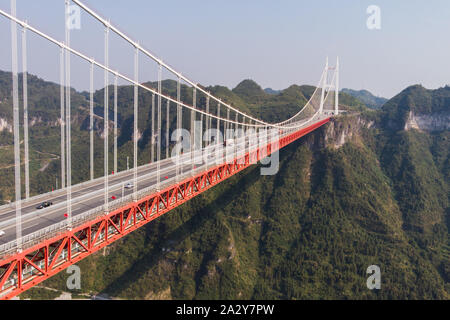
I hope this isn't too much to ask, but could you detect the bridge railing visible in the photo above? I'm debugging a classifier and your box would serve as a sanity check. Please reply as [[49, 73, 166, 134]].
[[0, 158, 215, 260], [0, 159, 173, 215]]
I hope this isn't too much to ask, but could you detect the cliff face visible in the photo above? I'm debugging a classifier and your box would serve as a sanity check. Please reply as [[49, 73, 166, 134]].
[[322, 115, 375, 149], [382, 84, 450, 132], [0, 117, 64, 133], [0, 118, 12, 133], [404, 111, 450, 132]]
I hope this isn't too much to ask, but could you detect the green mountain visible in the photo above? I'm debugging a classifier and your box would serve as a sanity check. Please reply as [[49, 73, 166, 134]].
[[264, 88, 281, 95], [232, 79, 269, 102], [342, 88, 388, 110], [0, 71, 447, 300], [381, 85, 450, 132]]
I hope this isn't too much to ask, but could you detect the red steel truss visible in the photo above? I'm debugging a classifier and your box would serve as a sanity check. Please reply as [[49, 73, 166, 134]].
[[0, 118, 330, 300]]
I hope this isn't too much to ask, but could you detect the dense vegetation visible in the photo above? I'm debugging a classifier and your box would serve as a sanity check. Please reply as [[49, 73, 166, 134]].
[[0, 71, 447, 299], [342, 88, 388, 110]]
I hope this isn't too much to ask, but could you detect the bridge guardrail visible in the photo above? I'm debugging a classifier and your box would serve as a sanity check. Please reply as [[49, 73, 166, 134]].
[[0, 166, 196, 260], [0, 157, 181, 214], [0, 154, 199, 230]]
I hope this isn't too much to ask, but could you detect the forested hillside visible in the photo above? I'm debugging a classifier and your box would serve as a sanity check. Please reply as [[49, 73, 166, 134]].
[[342, 88, 387, 110]]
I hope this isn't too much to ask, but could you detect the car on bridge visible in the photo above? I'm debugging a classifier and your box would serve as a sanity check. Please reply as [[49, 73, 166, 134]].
[[125, 182, 134, 189], [223, 139, 235, 147], [0, 230, 5, 237], [36, 201, 53, 210]]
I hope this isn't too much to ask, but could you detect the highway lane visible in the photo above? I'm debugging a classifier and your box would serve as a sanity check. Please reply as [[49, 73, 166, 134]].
[[0, 121, 313, 248], [0, 129, 265, 222], [0, 139, 254, 245], [0, 152, 196, 223], [0, 160, 196, 244], [0, 148, 215, 241]]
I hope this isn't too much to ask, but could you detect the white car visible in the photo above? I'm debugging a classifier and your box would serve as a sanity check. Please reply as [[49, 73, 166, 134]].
[[224, 139, 235, 147], [0, 230, 5, 237], [125, 182, 134, 189]]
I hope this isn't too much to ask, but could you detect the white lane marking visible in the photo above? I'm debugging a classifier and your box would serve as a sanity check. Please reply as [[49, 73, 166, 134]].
[[0, 155, 184, 216], [0, 159, 187, 228], [0, 132, 281, 237], [0, 161, 197, 233]]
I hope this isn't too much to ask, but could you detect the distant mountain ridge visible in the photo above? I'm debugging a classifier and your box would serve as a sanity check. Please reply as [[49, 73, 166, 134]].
[[264, 88, 281, 95], [381, 84, 450, 132], [342, 88, 387, 109]]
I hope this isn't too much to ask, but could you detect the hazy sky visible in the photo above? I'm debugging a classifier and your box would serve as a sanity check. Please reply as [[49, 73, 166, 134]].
[[1, 0, 449, 99]]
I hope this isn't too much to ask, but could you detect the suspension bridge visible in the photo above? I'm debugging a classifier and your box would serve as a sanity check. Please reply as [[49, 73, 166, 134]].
[[0, 0, 339, 300]]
